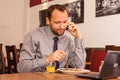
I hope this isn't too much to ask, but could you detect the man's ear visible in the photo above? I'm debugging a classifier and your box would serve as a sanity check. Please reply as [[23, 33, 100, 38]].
[[46, 17, 50, 25]]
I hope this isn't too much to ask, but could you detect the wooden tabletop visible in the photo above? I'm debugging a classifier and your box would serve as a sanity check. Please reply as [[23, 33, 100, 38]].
[[0, 72, 119, 80]]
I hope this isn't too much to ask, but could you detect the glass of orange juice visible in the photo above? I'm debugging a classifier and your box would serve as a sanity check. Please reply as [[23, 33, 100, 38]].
[[46, 62, 56, 73], [46, 65, 55, 73]]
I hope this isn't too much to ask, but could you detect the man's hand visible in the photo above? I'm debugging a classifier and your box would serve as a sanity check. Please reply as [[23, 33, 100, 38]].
[[67, 22, 82, 39], [46, 50, 65, 62]]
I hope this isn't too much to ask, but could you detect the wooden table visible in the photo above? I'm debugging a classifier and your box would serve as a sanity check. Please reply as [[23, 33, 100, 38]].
[[0, 72, 119, 80]]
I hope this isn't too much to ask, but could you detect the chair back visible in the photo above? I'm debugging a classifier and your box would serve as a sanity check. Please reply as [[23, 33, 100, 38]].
[[0, 43, 5, 74], [19, 43, 23, 50], [105, 45, 120, 51], [90, 48, 106, 72], [5, 45, 18, 73], [85, 48, 92, 69]]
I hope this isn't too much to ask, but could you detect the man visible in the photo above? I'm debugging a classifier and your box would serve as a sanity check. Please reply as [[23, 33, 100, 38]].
[[17, 4, 86, 72]]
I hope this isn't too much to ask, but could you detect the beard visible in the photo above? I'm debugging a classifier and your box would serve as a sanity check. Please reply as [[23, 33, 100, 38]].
[[49, 24, 65, 36]]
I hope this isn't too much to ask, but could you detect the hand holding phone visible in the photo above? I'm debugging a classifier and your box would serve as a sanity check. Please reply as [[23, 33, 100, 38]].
[[66, 22, 81, 39], [66, 25, 72, 31]]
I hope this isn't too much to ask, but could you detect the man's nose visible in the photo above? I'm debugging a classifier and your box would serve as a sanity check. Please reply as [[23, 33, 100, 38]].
[[59, 23, 66, 29]]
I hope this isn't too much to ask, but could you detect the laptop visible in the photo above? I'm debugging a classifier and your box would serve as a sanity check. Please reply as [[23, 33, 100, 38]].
[[76, 50, 120, 80]]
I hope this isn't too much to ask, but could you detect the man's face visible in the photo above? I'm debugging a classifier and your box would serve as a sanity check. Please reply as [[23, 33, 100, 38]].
[[47, 9, 68, 36]]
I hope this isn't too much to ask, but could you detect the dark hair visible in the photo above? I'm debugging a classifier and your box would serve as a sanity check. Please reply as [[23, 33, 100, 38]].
[[46, 4, 68, 20]]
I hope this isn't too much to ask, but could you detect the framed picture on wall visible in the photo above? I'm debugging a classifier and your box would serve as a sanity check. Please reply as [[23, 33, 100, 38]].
[[39, 9, 47, 27], [63, 0, 84, 23], [96, 0, 120, 17], [39, 0, 84, 27]]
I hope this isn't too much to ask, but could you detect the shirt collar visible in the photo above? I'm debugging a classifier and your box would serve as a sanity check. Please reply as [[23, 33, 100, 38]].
[[45, 26, 65, 42]]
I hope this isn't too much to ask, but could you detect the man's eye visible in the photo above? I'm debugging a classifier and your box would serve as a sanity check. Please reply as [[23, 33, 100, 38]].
[[54, 22, 60, 24], [64, 21, 67, 24]]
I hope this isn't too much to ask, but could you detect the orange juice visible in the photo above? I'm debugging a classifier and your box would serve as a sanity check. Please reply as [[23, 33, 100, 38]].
[[46, 66, 55, 72]]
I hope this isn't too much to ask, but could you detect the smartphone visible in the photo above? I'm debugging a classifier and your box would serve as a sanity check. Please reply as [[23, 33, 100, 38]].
[[66, 25, 72, 31]]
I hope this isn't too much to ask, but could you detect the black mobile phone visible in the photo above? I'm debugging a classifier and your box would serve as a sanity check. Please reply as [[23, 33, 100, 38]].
[[66, 25, 72, 31]]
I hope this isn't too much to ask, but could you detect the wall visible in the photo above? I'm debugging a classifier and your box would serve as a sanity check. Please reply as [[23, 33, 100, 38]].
[[0, 0, 29, 47], [0, 0, 30, 55], [82, 0, 120, 47], [29, 0, 120, 47], [0, 0, 120, 49]]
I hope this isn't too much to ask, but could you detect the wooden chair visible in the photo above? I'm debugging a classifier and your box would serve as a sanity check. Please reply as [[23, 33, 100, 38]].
[[90, 48, 106, 72], [0, 43, 5, 74], [105, 45, 120, 51], [19, 43, 23, 50], [85, 48, 92, 69], [5, 45, 18, 73], [105, 45, 115, 51]]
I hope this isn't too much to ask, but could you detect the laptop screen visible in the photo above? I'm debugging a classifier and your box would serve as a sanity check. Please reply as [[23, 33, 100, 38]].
[[99, 50, 120, 79], [76, 50, 120, 79]]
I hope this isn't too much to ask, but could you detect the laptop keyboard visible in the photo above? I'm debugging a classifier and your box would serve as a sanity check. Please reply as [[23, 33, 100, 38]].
[[76, 73, 100, 79]]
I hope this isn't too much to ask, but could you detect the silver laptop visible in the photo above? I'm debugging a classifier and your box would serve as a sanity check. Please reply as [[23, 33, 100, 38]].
[[76, 50, 120, 80]]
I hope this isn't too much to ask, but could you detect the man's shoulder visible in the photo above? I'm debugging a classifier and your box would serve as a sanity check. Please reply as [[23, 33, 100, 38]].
[[63, 31, 74, 39], [25, 27, 48, 39], [29, 26, 47, 34]]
